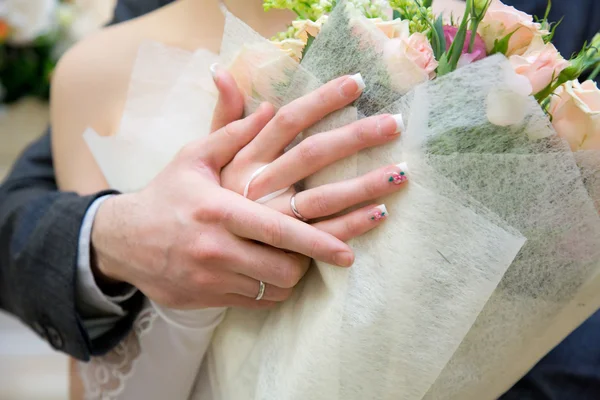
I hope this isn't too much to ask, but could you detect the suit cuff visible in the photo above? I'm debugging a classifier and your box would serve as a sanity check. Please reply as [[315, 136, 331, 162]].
[[76, 195, 137, 337]]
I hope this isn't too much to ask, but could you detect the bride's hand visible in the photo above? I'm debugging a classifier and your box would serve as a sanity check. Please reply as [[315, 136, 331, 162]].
[[211, 68, 409, 273]]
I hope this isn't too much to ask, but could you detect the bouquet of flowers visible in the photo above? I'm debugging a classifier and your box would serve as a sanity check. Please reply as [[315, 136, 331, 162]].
[[0, 0, 114, 103], [82, 1, 600, 399]]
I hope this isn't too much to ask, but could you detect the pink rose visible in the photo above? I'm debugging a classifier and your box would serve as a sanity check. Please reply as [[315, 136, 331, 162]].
[[549, 80, 600, 151], [478, 0, 548, 56], [384, 32, 438, 93], [443, 25, 487, 67], [509, 37, 569, 95]]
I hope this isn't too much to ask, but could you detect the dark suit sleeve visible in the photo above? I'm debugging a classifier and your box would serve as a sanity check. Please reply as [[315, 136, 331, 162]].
[[0, 131, 143, 361]]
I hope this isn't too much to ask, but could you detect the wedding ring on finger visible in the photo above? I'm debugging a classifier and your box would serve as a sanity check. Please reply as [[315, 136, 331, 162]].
[[255, 280, 266, 301], [290, 193, 309, 222]]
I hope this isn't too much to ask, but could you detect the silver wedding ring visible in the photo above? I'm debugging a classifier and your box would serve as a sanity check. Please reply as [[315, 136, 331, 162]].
[[290, 193, 309, 222], [255, 280, 266, 301]]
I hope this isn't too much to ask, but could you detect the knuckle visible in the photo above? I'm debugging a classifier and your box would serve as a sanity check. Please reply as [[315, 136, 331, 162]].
[[298, 137, 320, 161], [195, 241, 227, 262], [362, 179, 380, 198], [344, 216, 361, 238], [275, 107, 300, 131], [313, 191, 330, 215], [278, 265, 302, 288], [352, 121, 369, 144], [315, 86, 329, 107], [261, 218, 283, 247]]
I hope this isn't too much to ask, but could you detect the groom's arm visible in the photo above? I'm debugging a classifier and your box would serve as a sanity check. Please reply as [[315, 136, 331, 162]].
[[0, 131, 144, 361]]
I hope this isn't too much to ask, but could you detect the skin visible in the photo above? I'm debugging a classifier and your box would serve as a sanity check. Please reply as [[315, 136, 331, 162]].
[[52, 0, 409, 310], [54, 1, 410, 398]]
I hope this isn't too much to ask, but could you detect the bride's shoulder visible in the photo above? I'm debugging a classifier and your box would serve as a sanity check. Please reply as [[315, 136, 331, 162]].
[[51, 9, 177, 136]]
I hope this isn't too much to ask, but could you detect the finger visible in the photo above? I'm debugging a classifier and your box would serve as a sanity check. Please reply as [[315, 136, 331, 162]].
[[248, 114, 403, 200], [312, 204, 389, 242], [246, 74, 366, 161], [229, 274, 298, 302], [268, 163, 409, 220], [226, 239, 310, 288], [196, 102, 275, 169], [223, 196, 355, 267], [210, 65, 246, 133]]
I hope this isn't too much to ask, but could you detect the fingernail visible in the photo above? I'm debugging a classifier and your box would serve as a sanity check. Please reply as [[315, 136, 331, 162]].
[[339, 73, 366, 97], [369, 204, 388, 221], [387, 163, 408, 185], [334, 251, 355, 267], [392, 113, 405, 133], [210, 63, 220, 82], [378, 114, 404, 137]]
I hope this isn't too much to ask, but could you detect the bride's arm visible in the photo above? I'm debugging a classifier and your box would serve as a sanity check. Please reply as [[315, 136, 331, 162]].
[[50, 27, 137, 194]]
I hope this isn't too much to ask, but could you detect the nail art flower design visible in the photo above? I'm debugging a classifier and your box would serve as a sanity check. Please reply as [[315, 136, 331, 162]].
[[370, 205, 388, 221], [370, 210, 386, 221], [389, 171, 407, 184]]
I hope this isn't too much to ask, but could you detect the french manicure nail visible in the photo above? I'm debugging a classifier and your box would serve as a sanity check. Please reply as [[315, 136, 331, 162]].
[[369, 204, 388, 221], [388, 162, 408, 185], [210, 63, 219, 82], [392, 113, 405, 133], [334, 251, 355, 267], [340, 73, 366, 97]]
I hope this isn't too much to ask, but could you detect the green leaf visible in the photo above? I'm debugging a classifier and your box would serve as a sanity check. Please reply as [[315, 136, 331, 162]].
[[393, 9, 401, 20], [422, 0, 433, 7], [489, 28, 519, 55], [446, 0, 471, 70], [431, 14, 446, 59], [436, 52, 452, 76], [301, 34, 315, 60]]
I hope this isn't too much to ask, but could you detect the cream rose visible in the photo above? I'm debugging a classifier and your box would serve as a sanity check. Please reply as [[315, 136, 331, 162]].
[[0, 0, 57, 45], [478, 0, 548, 56], [384, 32, 438, 93], [548, 80, 600, 151], [509, 36, 569, 95], [271, 38, 306, 62], [372, 18, 410, 39], [292, 15, 328, 42]]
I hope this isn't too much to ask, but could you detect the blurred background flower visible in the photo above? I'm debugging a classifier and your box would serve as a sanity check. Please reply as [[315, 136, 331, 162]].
[[0, 0, 116, 104]]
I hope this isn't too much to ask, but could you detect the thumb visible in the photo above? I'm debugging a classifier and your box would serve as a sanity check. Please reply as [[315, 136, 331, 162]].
[[210, 63, 245, 133], [193, 101, 275, 170]]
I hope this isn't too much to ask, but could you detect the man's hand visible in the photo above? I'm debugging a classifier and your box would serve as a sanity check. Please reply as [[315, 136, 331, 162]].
[[90, 104, 354, 310]]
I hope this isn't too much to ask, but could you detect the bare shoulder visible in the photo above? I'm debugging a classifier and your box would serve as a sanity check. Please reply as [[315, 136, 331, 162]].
[[51, 15, 160, 137], [50, 5, 187, 192]]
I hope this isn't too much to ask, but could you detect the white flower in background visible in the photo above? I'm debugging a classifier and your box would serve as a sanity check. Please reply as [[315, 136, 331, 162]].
[[0, 0, 58, 45]]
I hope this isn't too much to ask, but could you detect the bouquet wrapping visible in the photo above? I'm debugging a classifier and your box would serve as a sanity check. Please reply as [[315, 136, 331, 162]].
[[80, 1, 600, 399]]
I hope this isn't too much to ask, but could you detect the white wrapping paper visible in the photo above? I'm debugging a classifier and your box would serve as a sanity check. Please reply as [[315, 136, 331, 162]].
[[81, 3, 600, 400]]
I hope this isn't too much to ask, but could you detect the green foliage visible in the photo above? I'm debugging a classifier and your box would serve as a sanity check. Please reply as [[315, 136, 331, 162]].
[[489, 29, 518, 56], [389, 0, 434, 34], [0, 41, 56, 103], [437, 0, 472, 76]]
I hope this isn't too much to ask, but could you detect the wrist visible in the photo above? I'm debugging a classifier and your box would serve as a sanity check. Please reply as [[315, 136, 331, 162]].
[[90, 194, 133, 285]]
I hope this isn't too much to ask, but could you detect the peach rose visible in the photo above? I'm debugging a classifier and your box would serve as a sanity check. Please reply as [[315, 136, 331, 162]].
[[478, 0, 548, 56], [549, 80, 600, 151], [292, 15, 328, 42], [509, 36, 569, 95], [271, 38, 306, 62], [372, 18, 410, 39], [384, 32, 438, 92]]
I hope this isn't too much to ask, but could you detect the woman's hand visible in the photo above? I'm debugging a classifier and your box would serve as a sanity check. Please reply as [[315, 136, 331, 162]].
[[210, 66, 409, 292], [92, 100, 357, 310], [213, 67, 408, 236]]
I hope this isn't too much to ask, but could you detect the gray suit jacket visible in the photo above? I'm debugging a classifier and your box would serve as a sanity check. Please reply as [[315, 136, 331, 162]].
[[0, 0, 173, 361]]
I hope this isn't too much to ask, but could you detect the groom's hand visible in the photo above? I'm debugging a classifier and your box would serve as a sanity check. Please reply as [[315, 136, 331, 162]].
[[89, 103, 355, 310]]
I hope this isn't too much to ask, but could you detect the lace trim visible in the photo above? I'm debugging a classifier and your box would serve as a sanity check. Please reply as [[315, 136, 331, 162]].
[[79, 306, 158, 400]]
